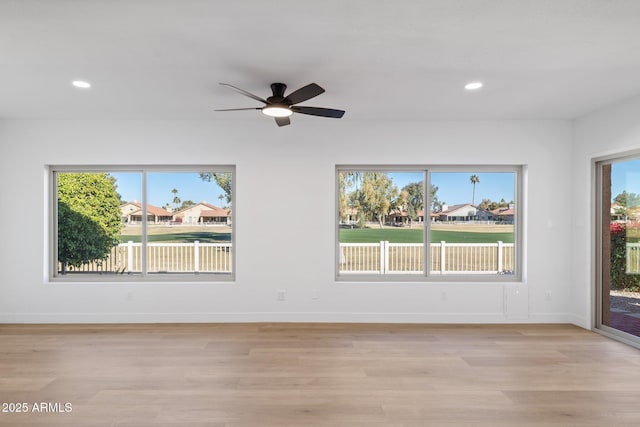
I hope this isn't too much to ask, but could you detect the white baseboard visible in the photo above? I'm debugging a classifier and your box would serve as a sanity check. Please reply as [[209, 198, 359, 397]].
[[566, 313, 591, 330], [0, 311, 574, 324]]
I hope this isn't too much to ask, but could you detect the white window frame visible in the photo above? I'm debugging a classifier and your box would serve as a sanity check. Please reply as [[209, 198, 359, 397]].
[[48, 165, 235, 283], [335, 165, 524, 282]]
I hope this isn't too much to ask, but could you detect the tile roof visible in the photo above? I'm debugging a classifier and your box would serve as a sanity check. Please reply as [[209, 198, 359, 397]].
[[175, 201, 230, 216], [439, 203, 471, 214], [122, 202, 172, 217], [200, 209, 228, 217], [491, 207, 515, 216]]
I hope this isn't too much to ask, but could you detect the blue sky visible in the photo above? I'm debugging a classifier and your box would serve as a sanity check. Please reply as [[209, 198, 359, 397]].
[[388, 172, 514, 205], [611, 159, 640, 200], [343, 171, 514, 206], [431, 172, 514, 205], [111, 170, 515, 209], [111, 172, 226, 208]]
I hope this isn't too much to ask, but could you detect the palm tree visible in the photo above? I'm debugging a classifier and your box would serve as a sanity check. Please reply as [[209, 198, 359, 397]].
[[470, 174, 480, 205], [171, 188, 181, 211]]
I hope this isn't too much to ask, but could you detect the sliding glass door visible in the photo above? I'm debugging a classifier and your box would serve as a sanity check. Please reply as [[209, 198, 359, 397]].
[[597, 156, 640, 342]]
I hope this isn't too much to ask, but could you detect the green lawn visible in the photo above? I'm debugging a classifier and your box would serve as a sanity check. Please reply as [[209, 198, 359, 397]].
[[339, 228, 513, 244], [432, 230, 513, 243], [120, 231, 231, 243], [120, 228, 512, 244]]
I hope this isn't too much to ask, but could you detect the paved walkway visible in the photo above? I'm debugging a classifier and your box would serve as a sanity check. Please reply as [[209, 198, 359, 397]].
[[608, 309, 640, 336]]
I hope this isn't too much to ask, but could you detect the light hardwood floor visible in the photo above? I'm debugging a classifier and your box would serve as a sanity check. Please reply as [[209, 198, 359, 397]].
[[1, 323, 640, 426]]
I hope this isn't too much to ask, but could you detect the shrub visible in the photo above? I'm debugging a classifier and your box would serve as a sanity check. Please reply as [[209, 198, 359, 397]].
[[610, 222, 640, 290], [57, 173, 122, 274]]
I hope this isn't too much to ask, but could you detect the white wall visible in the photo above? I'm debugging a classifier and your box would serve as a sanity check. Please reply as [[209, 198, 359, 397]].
[[572, 95, 640, 328], [0, 118, 573, 323]]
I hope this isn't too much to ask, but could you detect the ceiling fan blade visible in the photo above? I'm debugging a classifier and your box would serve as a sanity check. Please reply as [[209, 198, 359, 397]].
[[275, 116, 290, 127], [285, 83, 325, 105], [291, 106, 345, 118], [219, 83, 269, 104], [214, 107, 262, 112]]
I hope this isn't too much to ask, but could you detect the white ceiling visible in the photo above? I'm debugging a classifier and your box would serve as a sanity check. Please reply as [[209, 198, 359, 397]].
[[3, 0, 640, 121]]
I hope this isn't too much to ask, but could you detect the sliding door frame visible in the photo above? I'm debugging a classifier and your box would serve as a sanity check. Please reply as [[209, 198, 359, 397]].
[[594, 151, 640, 349]]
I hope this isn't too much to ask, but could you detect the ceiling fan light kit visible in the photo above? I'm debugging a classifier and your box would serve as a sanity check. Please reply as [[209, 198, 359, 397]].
[[262, 105, 293, 117], [216, 82, 345, 127]]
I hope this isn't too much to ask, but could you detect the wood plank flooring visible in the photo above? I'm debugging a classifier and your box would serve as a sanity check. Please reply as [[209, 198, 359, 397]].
[[1, 323, 640, 426]]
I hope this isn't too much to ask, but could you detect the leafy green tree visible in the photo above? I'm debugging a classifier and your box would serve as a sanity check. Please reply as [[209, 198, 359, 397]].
[[429, 184, 439, 212], [613, 191, 640, 220], [339, 172, 366, 223], [400, 181, 439, 223], [178, 200, 196, 210], [401, 182, 423, 227], [357, 211, 367, 229], [57, 173, 122, 274], [199, 172, 232, 204], [338, 172, 349, 222], [477, 198, 491, 211], [478, 198, 511, 211], [355, 173, 398, 228], [341, 174, 438, 226], [614, 191, 640, 207]]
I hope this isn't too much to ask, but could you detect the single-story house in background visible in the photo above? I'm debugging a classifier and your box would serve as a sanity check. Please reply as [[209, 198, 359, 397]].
[[610, 203, 625, 221], [120, 201, 140, 220], [491, 206, 515, 224], [387, 209, 425, 225], [120, 202, 173, 224], [174, 202, 231, 225], [610, 202, 640, 222], [344, 204, 508, 225], [341, 207, 359, 224], [435, 204, 493, 222]]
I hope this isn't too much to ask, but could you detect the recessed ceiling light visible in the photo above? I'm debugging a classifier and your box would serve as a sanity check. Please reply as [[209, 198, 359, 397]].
[[72, 80, 91, 89], [465, 82, 483, 91]]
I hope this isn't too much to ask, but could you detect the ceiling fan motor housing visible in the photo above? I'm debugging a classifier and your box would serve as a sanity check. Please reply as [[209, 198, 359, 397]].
[[268, 83, 288, 104]]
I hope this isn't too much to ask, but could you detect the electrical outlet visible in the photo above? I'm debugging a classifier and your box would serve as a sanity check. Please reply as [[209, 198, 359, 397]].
[[441, 291, 448, 302], [545, 291, 552, 301], [127, 291, 133, 301], [311, 289, 319, 300], [277, 289, 286, 301]]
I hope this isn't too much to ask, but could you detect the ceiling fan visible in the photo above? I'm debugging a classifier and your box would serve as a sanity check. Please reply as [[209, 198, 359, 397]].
[[215, 82, 345, 127]]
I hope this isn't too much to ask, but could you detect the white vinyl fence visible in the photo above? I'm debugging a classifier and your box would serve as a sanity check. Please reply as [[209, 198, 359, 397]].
[[61, 240, 513, 275], [339, 241, 514, 275], [626, 243, 640, 274], [60, 241, 232, 274]]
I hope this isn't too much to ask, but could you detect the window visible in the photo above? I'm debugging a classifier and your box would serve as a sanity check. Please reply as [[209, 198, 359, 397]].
[[50, 166, 234, 281], [336, 166, 522, 281]]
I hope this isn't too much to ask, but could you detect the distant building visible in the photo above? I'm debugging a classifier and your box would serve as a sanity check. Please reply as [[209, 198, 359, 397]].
[[490, 206, 515, 224], [341, 207, 359, 224], [610, 203, 625, 221], [435, 203, 493, 222], [120, 202, 173, 224], [387, 209, 425, 225], [173, 202, 231, 225]]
